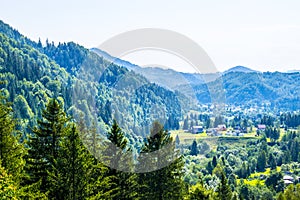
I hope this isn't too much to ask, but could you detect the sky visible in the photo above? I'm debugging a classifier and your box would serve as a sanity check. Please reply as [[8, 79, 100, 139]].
[[1, 0, 300, 73]]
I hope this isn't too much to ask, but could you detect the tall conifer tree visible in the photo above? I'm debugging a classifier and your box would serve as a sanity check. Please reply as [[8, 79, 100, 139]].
[[137, 120, 186, 200]]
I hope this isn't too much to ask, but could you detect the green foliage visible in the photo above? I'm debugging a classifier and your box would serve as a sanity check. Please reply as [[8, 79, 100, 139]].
[[0, 163, 18, 199], [278, 184, 300, 200], [3, 19, 300, 200], [190, 140, 199, 156], [265, 171, 284, 193], [187, 71, 300, 110], [25, 98, 68, 196], [137, 121, 186, 199], [189, 181, 213, 200], [105, 119, 138, 200], [215, 169, 232, 200], [0, 91, 25, 183], [265, 126, 280, 142], [280, 113, 300, 128], [257, 150, 267, 172], [49, 124, 112, 199]]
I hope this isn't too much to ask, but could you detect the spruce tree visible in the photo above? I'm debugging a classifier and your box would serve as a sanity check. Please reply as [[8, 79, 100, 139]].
[[48, 124, 112, 199], [25, 98, 68, 195], [0, 90, 25, 183], [212, 156, 218, 168], [137, 120, 186, 200], [190, 140, 198, 156], [269, 153, 277, 170], [257, 150, 267, 172], [106, 119, 138, 200], [0, 163, 18, 199], [215, 170, 232, 200], [175, 134, 180, 149], [189, 179, 211, 200]]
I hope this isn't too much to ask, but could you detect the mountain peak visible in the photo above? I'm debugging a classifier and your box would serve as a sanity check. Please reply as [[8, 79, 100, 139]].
[[224, 66, 257, 74]]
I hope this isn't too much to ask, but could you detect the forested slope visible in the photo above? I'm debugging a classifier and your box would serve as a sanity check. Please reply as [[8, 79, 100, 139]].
[[0, 20, 183, 143]]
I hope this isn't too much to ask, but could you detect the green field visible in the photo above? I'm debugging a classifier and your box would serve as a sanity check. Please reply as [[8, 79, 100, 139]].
[[236, 167, 281, 186], [171, 128, 287, 145]]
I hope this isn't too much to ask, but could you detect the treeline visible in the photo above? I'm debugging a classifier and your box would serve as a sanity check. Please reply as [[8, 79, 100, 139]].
[[186, 71, 300, 110], [6, 91, 298, 199], [182, 128, 300, 199], [2, 90, 258, 199], [0, 19, 182, 144], [280, 113, 300, 128], [0, 93, 188, 199]]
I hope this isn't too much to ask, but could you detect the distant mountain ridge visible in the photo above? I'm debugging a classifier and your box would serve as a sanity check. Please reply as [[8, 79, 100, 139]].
[[224, 66, 258, 74], [91, 49, 300, 110], [91, 48, 222, 90], [0, 19, 185, 141], [287, 70, 300, 73], [2, 17, 298, 116]]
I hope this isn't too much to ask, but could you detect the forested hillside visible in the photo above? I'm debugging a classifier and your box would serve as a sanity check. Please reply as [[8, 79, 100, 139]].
[[3, 19, 300, 200], [177, 71, 300, 110], [0, 20, 184, 144], [93, 47, 300, 111], [0, 19, 189, 199]]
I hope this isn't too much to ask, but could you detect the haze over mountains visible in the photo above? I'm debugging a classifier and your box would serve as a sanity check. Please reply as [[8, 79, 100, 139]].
[[0, 20, 187, 141], [1, 18, 300, 119], [92, 48, 300, 110]]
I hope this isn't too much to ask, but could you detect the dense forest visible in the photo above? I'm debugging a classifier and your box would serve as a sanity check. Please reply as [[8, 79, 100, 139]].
[[0, 19, 184, 147], [177, 71, 300, 110], [3, 93, 300, 199], [93, 46, 300, 111], [2, 19, 300, 200]]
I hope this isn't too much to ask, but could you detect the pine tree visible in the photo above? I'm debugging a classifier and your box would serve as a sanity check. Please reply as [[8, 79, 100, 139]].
[[212, 156, 218, 168], [0, 163, 18, 199], [175, 134, 180, 146], [137, 121, 186, 200], [206, 161, 214, 174], [48, 124, 112, 199], [0, 90, 25, 183], [205, 118, 211, 129], [190, 140, 199, 156], [189, 180, 211, 200], [183, 117, 189, 130], [25, 98, 68, 195], [105, 119, 138, 200], [257, 150, 267, 172], [215, 170, 232, 200], [0, 88, 47, 199], [291, 141, 300, 162], [269, 153, 277, 170]]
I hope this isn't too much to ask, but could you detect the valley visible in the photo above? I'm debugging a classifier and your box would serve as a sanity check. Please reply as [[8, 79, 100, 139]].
[[1, 19, 300, 199]]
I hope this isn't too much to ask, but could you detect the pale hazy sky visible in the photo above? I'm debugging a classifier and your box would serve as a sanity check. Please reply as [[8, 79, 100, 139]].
[[1, 0, 300, 73]]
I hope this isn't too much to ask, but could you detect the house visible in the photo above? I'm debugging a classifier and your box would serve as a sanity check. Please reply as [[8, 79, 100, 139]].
[[191, 126, 204, 134], [257, 124, 266, 130], [207, 128, 221, 137], [217, 124, 227, 131], [226, 131, 233, 136], [283, 175, 294, 185], [234, 126, 241, 131]]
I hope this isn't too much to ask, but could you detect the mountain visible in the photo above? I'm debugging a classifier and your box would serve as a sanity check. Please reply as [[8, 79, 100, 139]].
[[224, 66, 258, 74], [0, 20, 185, 144], [92, 48, 221, 90], [91, 48, 139, 71], [287, 70, 300, 73], [177, 71, 300, 110], [92, 48, 300, 110]]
